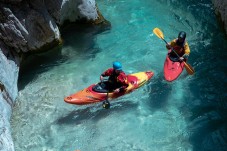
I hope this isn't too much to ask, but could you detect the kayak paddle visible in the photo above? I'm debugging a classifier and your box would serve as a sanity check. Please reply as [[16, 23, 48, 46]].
[[102, 92, 110, 109], [153, 27, 195, 75], [100, 79, 110, 109]]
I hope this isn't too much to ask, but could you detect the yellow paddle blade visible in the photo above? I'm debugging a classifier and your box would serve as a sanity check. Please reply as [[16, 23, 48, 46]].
[[153, 28, 164, 39], [184, 62, 195, 75]]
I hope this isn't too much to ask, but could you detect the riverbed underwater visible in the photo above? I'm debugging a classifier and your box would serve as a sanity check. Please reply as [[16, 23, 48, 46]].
[[11, 0, 227, 151]]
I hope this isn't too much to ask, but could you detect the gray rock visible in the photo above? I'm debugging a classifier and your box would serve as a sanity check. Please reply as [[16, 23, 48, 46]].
[[212, 0, 227, 34], [0, 41, 18, 151]]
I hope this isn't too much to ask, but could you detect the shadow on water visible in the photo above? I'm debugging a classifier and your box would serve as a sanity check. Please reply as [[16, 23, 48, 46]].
[[55, 101, 137, 125], [186, 53, 227, 150], [186, 19, 227, 150], [145, 74, 172, 112], [186, 101, 227, 151], [18, 23, 111, 91], [18, 46, 64, 90]]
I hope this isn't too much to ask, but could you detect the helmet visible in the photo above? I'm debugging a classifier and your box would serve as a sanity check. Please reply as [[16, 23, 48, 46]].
[[113, 61, 122, 71], [178, 31, 186, 39]]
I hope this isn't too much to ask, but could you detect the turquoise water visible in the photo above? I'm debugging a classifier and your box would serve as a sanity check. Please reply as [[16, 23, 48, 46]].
[[11, 0, 227, 151]]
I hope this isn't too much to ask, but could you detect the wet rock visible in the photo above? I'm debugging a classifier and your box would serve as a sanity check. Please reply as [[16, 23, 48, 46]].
[[212, 0, 227, 34]]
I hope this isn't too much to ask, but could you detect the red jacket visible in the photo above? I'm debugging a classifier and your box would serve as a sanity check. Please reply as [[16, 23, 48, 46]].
[[101, 68, 128, 89]]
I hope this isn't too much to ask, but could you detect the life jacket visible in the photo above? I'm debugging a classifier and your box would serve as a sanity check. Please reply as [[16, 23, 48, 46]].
[[108, 70, 122, 88], [170, 39, 185, 58], [101, 68, 128, 91]]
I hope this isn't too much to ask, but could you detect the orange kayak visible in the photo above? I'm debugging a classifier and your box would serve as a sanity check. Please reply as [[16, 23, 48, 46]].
[[64, 71, 154, 105]]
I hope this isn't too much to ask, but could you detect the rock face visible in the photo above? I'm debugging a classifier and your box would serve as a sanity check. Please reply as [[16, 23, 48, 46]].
[[0, 0, 108, 151], [212, 0, 227, 34], [0, 40, 19, 151], [0, 2, 59, 53]]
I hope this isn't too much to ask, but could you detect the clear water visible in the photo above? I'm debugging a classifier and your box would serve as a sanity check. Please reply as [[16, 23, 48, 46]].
[[11, 0, 227, 151]]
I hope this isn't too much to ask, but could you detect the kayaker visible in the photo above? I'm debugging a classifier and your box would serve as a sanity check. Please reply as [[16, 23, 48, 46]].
[[166, 31, 190, 62], [100, 61, 129, 93]]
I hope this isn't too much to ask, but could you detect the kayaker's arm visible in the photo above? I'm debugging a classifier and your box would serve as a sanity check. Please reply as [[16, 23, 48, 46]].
[[114, 86, 127, 93], [100, 68, 113, 81], [117, 84, 128, 92], [114, 73, 129, 93], [100, 74, 106, 81], [166, 39, 177, 50], [183, 41, 190, 58]]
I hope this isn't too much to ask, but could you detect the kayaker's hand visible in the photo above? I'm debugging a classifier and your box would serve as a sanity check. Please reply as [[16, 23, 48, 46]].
[[182, 54, 189, 59], [179, 57, 184, 61], [100, 75, 104, 82], [166, 44, 171, 49], [114, 88, 120, 93]]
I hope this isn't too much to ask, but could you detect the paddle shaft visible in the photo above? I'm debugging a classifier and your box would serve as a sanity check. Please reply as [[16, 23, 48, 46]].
[[160, 37, 182, 59], [103, 92, 110, 109]]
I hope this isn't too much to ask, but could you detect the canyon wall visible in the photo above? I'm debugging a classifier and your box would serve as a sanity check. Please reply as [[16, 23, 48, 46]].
[[212, 0, 227, 34]]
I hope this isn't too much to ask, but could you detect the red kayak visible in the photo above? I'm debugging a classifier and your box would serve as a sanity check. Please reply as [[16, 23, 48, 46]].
[[164, 52, 185, 82], [64, 71, 154, 105]]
